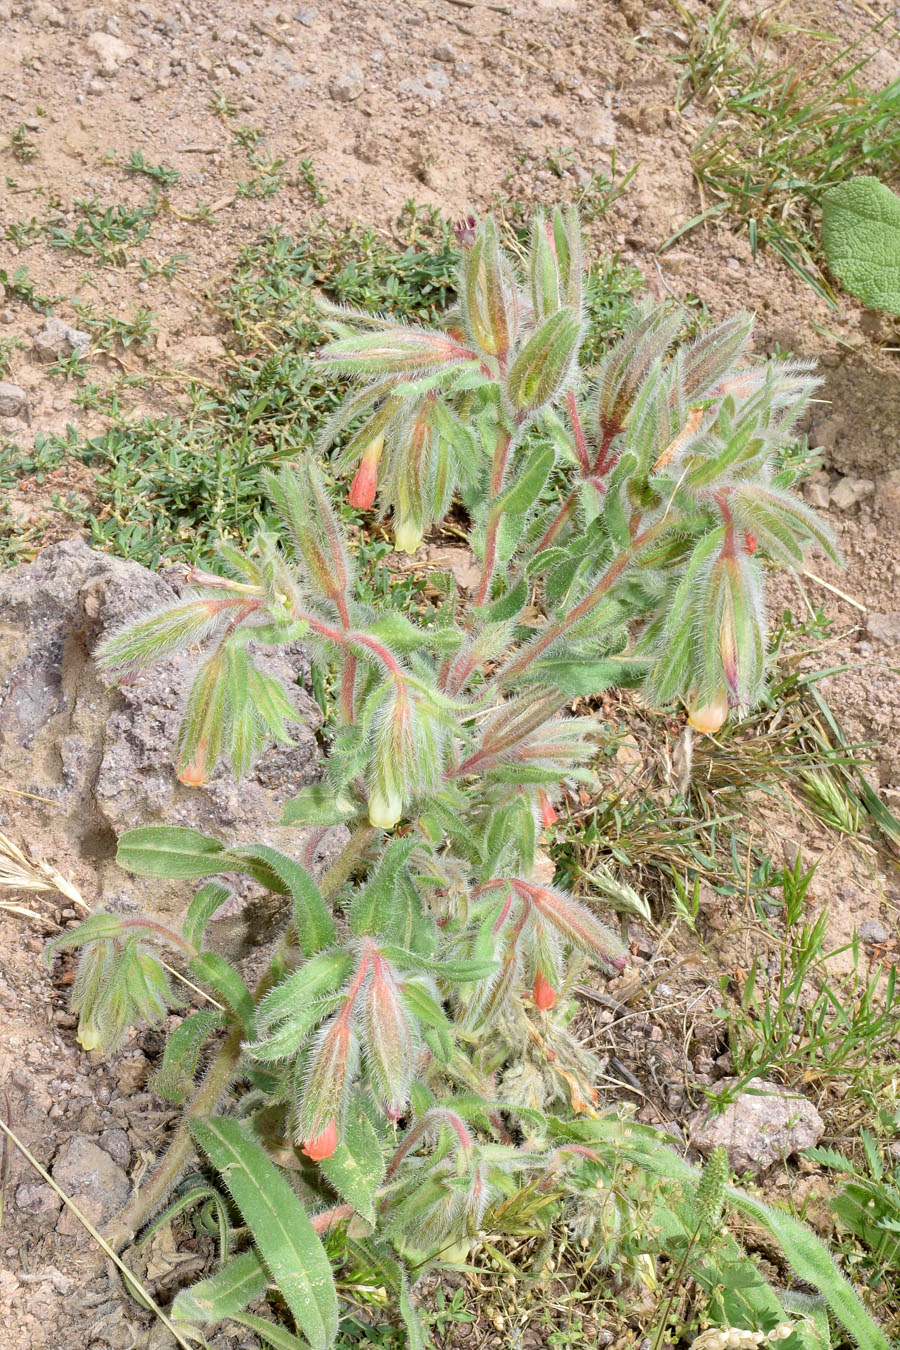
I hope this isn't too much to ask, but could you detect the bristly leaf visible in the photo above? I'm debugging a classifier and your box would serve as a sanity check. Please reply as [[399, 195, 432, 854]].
[[96, 596, 242, 675], [505, 308, 582, 414], [461, 216, 518, 357], [190, 1117, 338, 1350], [173, 1247, 268, 1325]]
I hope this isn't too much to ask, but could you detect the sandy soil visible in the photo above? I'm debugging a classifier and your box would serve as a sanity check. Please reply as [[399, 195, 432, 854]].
[[1, 0, 900, 1346]]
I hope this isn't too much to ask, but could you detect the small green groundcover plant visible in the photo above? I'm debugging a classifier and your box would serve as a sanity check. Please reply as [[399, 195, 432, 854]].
[[49, 211, 890, 1349]]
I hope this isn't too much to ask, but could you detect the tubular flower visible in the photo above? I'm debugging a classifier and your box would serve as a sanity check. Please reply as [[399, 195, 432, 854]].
[[348, 434, 384, 510], [532, 970, 557, 1010], [368, 785, 403, 830], [687, 690, 729, 735], [303, 1119, 338, 1162], [538, 791, 558, 828], [394, 517, 424, 554]]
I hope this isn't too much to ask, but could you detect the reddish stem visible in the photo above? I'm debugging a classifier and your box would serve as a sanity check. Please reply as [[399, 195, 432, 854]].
[[474, 426, 514, 607], [567, 389, 591, 476]]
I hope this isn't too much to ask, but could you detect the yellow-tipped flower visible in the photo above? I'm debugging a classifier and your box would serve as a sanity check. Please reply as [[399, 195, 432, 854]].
[[394, 518, 423, 554], [368, 785, 403, 830], [687, 690, 729, 735]]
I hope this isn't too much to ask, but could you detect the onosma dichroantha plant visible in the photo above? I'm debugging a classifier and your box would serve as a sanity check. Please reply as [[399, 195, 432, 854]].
[[50, 211, 890, 1350]]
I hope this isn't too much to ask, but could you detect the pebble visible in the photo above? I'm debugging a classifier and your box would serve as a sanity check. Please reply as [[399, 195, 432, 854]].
[[99, 1127, 132, 1169], [330, 67, 364, 101], [0, 382, 26, 418], [424, 68, 449, 90], [865, 612, 900, 646], [829, 475, 874, 511], [296, 6, 317, 23], [432, 41, 457, 61], [51, 1136, 131, 1224], [15, 1183, 62, 1219], [858, 918, 890, 943], [32, 316, 90, 361]]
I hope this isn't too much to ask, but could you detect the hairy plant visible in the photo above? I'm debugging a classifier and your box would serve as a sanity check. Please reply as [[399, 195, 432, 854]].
[[50, 209, 888, 1349]]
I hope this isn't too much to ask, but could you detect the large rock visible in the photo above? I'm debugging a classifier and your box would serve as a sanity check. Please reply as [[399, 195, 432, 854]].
[[51, 1136, 130, 1225], [0, 539, 336, 942], [689, 1078, 823, 1174]]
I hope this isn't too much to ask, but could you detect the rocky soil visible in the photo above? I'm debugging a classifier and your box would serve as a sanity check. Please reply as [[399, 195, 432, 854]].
[[1, 0, 900, 1347]]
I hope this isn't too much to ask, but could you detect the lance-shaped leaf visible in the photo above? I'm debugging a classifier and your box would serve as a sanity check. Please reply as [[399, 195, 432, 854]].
[[675, 312, 754, 403], [173, 1247, 268, 1325], [505, 307, 581, 414], [254, 950, 353, 1035], [152, 1007, 226, 1103], [461, 216, 518, 357], [593, 304, 681, 434], [529, 211, 563, 320], [730, 482, 840, 568], [264, 460, 352, 607], [319, 1096, 386, 1224], [191, 1117, 338, 1350], [116, 825, 227, 879], [226, 845, 335, 956], [297, 1013, 359, 1142], [184, 880, 231, 951], [362, 952, 416, 1115], [97, 595, 243, 675], [552, 204, 583, 312], [175, 651, 227, 785], [317, 327, 476, 376], [528, 884, 628, 972]]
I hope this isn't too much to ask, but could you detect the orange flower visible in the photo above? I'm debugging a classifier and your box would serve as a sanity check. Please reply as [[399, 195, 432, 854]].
[[303, 1119, 338, 1162], [538, 791, 558, 828], [348, 435, 384, 510], [532, 970, 557, 1011]]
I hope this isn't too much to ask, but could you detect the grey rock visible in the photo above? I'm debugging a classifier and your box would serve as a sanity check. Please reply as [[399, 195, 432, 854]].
[[858, 919, 890, 943], [227, 56, 251, 76], [52, 1136, 131, 1222], [296, 7, 317, 23], [98, 1127, 132, 1169], [32, 316, 90, 362], [432, 41, 457, 61], [423, 68, 448, 90], [829, 475, 874, 511], [15, 1182, 63, 1218], [689, 1078, 824, 1174], [330, 67, 364, 101], [0, 381, 26, 418], [0, 539, 333, 936], [865, 612, 900, 646], [30, 1, 65, 24], [0, 310, 13, 325]]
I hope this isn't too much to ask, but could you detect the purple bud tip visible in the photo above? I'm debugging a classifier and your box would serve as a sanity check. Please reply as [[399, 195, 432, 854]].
[[453, 215, 478, 247]]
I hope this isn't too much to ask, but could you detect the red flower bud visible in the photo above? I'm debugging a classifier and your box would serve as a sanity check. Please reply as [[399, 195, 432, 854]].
[[532, 970, 557, 1010], [743, 530, 757, 555], [303, 1119, 338, 1162], [538, 791, 558, 828], [347, 434, 384, 510], [177, 747, 209, 786]]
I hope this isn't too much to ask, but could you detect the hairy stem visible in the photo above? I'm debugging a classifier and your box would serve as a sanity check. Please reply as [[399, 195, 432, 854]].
[[494, 520, 666, 686], [474, 425, 513, 607], [104, 823, 375, 1251]]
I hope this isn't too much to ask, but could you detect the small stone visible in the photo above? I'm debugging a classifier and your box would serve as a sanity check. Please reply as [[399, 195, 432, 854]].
[[51, 1136, 131, 1223], [454, 59, 473, 77], [330, 67, 364, 101], [287, 74, 307, 90], [226, 56, 251, 76], [86, 31, 136, 75], [0, 382, 26, 418], [32, 316, 90, 361], [423, 68, 448, 90], [115, 1052, 149, 1094], [874, 469, 900, 518], [30, 0, 65, 24], [689, 1078, 824, 1174], [296, 6, 317, 23], [526, 114, 543, 127], [829, 475, 874, 511], [87, 77, 106, 94], [803, 479, 831, 510], [432, 41, 457, 61], [99, 1127, 132, 1169], [0, 310, 13, 325], [865, 612, 900, 646], [858, 919, 890, 943], [15, 1182, 63, 1219]]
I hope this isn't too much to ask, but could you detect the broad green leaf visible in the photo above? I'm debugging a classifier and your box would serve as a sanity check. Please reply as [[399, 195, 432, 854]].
[[184, 881, 231, 951], [496, 444, 555, 515], [319, 1098, 386, 1224], [400, 980, 453, 1033], [255, 951, 353, 1032], [227, 846, 335, 955], [529, 656, 645, 696], [821, 176, 900, 314], [172, 1248, 268, 1323], [379, 945, 497, 984], [191, 1117, 338, 1350], [117, 826, 226, 879], [280, 786, 357, 827], [190, 953, 254, 1035], [474, 576, 528, 624]]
